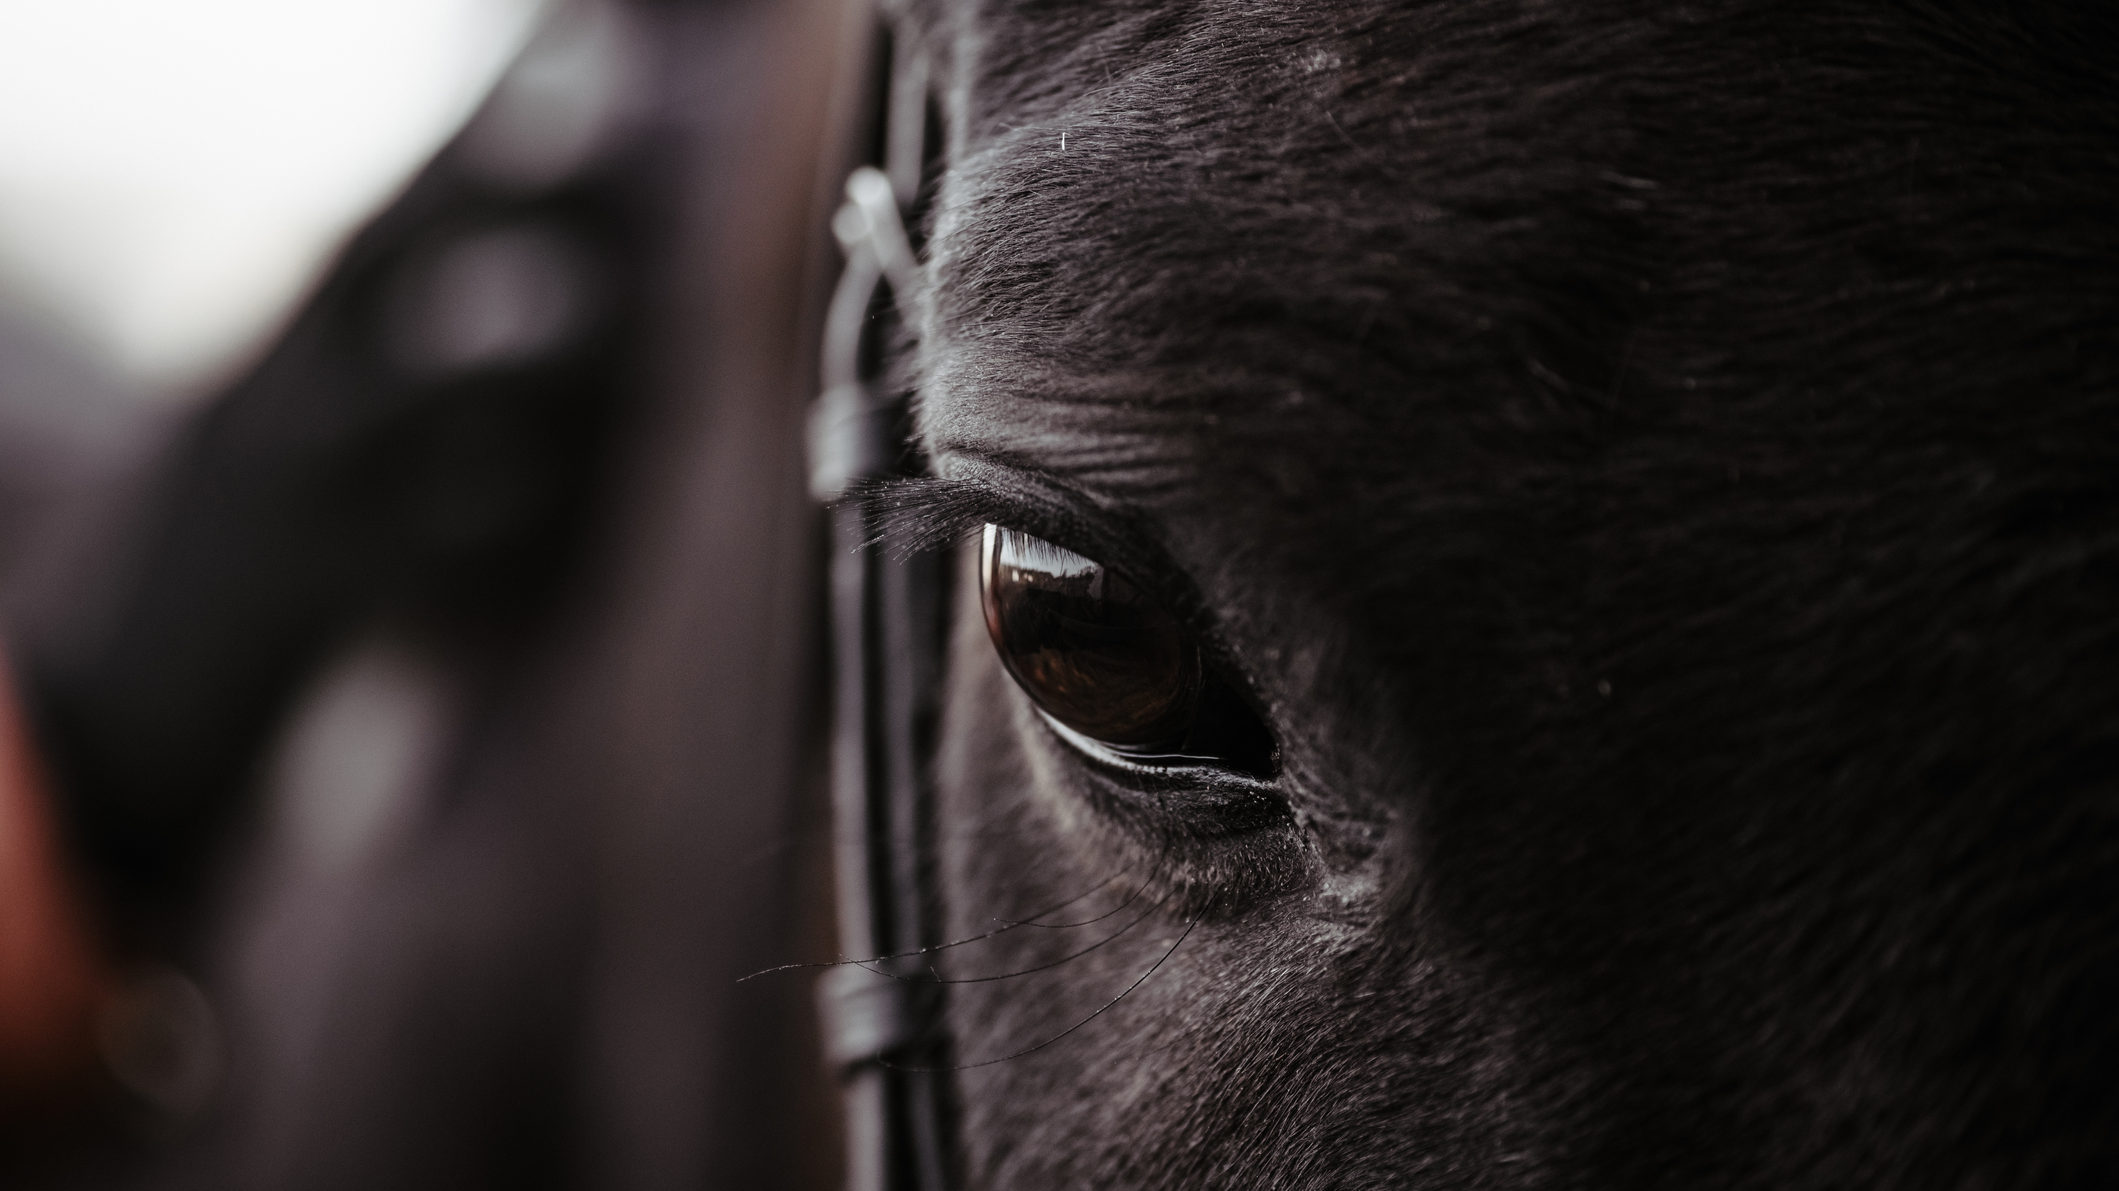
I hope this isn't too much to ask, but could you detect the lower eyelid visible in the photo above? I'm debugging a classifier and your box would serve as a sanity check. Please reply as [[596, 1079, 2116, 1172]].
[[1022, 702, 1297, 858], [1035, 709, 1222, 773]]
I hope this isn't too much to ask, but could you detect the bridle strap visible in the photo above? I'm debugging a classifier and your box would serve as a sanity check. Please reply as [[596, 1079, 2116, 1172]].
[[810, 6, 955, 1189]]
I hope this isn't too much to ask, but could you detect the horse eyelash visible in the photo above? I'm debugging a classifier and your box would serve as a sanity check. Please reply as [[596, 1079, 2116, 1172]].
[[852, 472, 1159, 584], [852, 474, 1086, 560]]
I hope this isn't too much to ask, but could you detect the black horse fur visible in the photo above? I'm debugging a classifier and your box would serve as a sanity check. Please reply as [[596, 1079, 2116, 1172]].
[[888, 0, 2119, 1186]]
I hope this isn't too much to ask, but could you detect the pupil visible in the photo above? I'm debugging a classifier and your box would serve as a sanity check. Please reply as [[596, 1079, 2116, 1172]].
[[980, 524, 1201, 747]]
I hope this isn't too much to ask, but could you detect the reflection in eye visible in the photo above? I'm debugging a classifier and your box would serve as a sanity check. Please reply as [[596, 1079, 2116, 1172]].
[[979, 524, 1274, 775]]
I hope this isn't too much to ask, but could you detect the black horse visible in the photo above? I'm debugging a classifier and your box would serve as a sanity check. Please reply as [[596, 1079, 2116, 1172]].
[[883, 0, 2119, 1186]]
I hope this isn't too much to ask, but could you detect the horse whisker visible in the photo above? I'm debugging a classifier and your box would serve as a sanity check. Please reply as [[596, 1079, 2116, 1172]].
[[881, 915, 1198, 1073], [735, 851, 1157, 983], [853, 891, 1168, 986]]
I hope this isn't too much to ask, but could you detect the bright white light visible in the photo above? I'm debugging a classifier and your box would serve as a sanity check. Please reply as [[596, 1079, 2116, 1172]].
[[0, 0, 549, 398]]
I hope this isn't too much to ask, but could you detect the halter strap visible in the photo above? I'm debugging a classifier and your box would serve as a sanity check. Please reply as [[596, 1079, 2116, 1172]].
[[811, 7, 956, 1189]]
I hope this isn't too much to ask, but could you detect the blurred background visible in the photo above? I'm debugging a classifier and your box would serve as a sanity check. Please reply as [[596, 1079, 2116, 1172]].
[[0, 0, 854, 1185]]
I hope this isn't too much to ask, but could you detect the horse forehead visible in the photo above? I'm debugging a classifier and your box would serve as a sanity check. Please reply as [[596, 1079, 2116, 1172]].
[[910, 0, 1650, 482], [917, 19, 1456, 340], [912, 46, 1492, 514]]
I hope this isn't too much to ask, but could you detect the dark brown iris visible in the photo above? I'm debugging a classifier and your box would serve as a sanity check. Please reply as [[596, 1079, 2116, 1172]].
[[980, 524, 1201, 748]]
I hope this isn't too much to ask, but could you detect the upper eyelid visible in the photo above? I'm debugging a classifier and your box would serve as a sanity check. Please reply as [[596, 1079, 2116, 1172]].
[[855, 475, 1070, 557], [860, 455, 1110, 561], [856, 463, 1215, 630]]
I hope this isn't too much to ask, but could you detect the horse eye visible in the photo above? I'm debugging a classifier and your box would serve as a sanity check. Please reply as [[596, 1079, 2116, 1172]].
[[979, 524, 1274, 775]]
